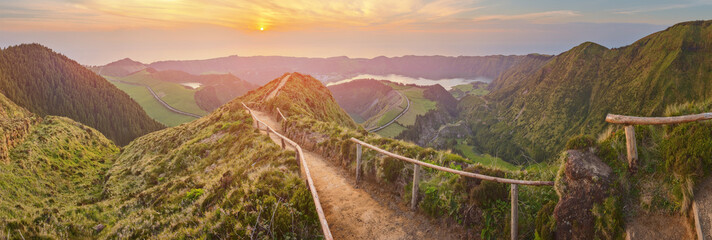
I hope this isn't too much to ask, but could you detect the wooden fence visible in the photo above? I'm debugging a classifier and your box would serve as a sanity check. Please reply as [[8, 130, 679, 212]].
[[349, 138, 554, 240], [242, 103, 333, 240], [605, 112, 712, 240], [605, 112, 712, 170]]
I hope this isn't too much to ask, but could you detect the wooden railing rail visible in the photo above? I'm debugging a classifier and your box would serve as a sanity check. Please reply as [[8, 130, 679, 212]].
[[605, 113, 712, 125], [242, 103, 333, 240], [606, 112, 712, 240], [605, 112, 712, 171], [350, 137, 553, 240], [277, 108, 288, 122]]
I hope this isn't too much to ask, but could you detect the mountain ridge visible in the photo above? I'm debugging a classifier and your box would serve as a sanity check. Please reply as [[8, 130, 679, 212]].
[[456, 20, 712, 163], [0, 43, 164, 145]]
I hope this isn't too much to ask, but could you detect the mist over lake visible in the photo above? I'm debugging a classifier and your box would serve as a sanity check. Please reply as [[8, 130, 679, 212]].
[[326, 74, 491, 90]]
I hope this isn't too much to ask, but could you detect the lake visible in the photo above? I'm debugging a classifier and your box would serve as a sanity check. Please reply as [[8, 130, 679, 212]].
[[326, 74, 491, 90], [180, 82, 202, 89]]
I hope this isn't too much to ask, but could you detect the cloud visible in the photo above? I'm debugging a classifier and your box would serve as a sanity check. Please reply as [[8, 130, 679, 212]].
[[0, 0, 485, 31], [612, 1, 712, 15], [472, 10, 581, 22]]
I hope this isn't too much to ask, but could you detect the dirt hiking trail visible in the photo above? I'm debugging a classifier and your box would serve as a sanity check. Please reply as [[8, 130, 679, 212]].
[[694, 176, 712, 239], [251, 110, 466, 240], [266, 74, 291, 100]]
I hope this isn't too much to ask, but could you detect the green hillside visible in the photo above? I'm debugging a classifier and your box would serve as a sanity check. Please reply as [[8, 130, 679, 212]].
[[148, 69, 257, 111], [0, 92, 120, 237], [109, 80, 196, 126], [242, 72, 358, 129], [0, 91, 322, 238], [243, 74, 557, 239], [449, 81, 489, 99], [105, 70, 208, 117], [0, 44, 164, 145], [328, 79, 406, 132], [459, 20, 712, 163]]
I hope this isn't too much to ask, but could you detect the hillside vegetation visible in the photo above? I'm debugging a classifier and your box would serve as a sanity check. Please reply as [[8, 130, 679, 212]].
[[0, 90, 322, 238], [454, 20, 712, 163], [105, 69, 208, 117], [0, 44, 164, 145], [242, 72, 358, 129], [148, 69, 257, 111], [245, 73, 557, 239], [545, 99, 712, 239], [328, 79, 403, 128]]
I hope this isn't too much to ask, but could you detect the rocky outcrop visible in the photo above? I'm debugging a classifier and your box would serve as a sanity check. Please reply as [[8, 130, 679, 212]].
[[554, 150, 613, 240]]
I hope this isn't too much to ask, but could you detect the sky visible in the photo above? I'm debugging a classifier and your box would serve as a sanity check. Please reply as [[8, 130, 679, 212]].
[[1, 0, 711, 65]]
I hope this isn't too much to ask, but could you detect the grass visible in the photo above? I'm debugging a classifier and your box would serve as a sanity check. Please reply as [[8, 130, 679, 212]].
[[110, 80, 196, 126], [450, 83, 489, 99], [453, 139, 518, 171], [396, 88, 436, 126], [374, 122, 407, 138], [376, 108, 403, 126], [0, 96, 323, 239], [105, 70, 207, 116], [0, 116, 119, 237], [281, 114, 558, 239]]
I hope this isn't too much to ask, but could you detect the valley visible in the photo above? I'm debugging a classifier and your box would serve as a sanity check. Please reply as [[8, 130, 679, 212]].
[[1, 15, 712, 240]]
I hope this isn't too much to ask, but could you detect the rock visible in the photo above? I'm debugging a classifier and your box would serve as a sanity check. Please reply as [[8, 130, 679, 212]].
[[554, 150, 613, 240], [94, 223, 105, 233]]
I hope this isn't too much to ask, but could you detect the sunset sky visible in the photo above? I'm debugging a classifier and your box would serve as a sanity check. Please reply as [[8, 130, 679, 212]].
[[1, 0, 711, 65]]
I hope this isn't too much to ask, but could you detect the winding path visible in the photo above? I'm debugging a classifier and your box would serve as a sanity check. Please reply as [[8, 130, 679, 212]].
[[109, 79, 202, 118], [694, 177, 712, 239], [250, 110, 464, 240], [265, 74, 291, 100], [369, 90, 410, 133]]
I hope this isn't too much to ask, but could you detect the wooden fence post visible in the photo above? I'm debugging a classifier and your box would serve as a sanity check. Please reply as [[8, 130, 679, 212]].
[[295, 152, 300, 166], [624, 125, 638, 171], [356, 144, 362, 184], [281, 138, 285, 149], [412, 164, 421, 211], [511, 184, 518, 240]]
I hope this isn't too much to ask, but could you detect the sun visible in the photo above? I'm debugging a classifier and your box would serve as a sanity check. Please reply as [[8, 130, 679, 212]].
[[260, 27, 264, 31]]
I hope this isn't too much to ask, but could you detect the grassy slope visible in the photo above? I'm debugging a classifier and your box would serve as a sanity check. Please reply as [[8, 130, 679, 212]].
[[242, 72, 556, 239], [0, 44, 164, 146], [548, 99, 712, 239], [453, 139, 517, 171], [242, 73, 358, 129], [385, 84, 437, 127], [0, 91, 321, 238], [0, 113, 119, 238], [109, 81, 195, 126], [374, 122, 407, 138], [99, 101, 321, 239], [106, 70, 207, 116], [466, 20, 712, 163], [449, 83, 489, 99]]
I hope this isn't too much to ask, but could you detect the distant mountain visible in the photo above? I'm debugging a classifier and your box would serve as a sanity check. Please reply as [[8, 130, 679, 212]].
[[458, 20, 712, 163], [89, 58, 147, 77], [146, 54, 541, 85], [241, 72, 358, 129], [0, 44, 164, 145]]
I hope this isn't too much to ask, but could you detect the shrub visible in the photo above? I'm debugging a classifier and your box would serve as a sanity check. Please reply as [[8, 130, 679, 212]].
[[184, 188, 204, 203], [565, 134, 597, 150], [534, 201, 556, 240]]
